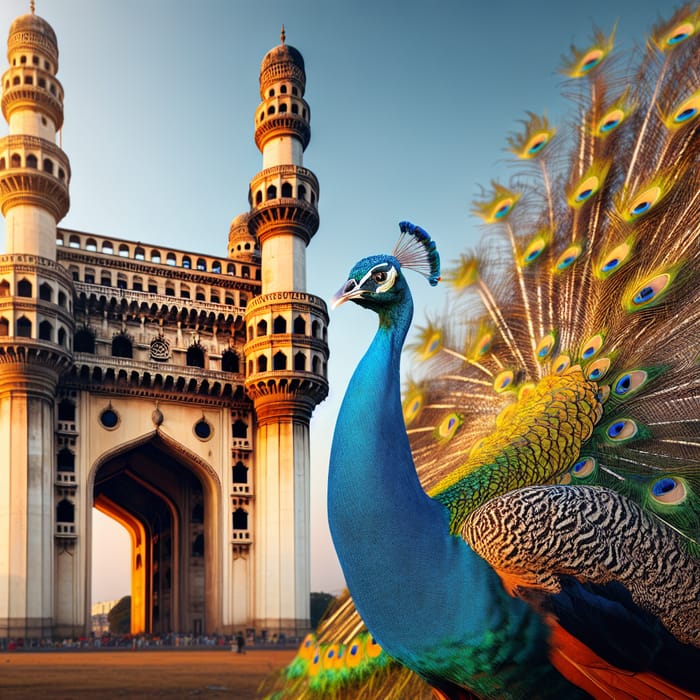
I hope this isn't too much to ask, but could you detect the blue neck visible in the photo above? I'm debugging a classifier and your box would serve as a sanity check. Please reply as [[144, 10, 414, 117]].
[[328, 294, 544, 680]]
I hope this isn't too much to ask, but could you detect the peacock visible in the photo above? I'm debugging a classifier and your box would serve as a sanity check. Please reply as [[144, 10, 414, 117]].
[[262, 5, 700, 700]]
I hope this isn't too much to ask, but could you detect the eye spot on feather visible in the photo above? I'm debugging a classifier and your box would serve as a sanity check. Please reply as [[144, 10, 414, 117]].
[[474, 332, 493, 356], [628, 273, 672, 310], [438, 412, 463, 441], [521, 131, 553, 158], [553, 354, 571, 374], [521, 236, 547, 266], [571, 456, 596, 478], [665, 22, 695, 46], [403, 393, 423, 425], [581, 334, 604, 361], [555, 244, 583, 271], [493, 198, 514, 220], [597, 108, 625, 134], [420, 331, 442, 360], [494, 370, 514, 393], [597, 239, 633, 278], [578, 49, 604, 74], [606, 418, 638, 441], [573, 175, 600, 205], [668, 91, 700, 128], [535, 332, 556, 361], [367, 637, 383, 658], [613, 370, 648, 397], [650, 477, 687, 505], [586, 357, 610, 381], [627, 186, 662, 220]]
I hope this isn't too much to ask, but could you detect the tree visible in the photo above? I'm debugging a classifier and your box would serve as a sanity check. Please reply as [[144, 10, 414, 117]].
[[108, 596, 131, 634], [310, 592, 336, 630]]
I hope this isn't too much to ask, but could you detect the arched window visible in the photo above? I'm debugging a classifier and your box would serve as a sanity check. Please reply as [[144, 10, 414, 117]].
[[191, 502, 204, 523], [58, 291, 67, 307], [273, 351, 287, 370], [43, 158, 53, 174], [58, 399, 75, 421], [0, 280, 10, 296], [257, 355, 268, 372], [312, 320, 321, 338], [85, 238, 97, 251], [256, 320, 268, 337], [281, 182, 292, 197], [151, 250, 161, 263], [291, 103, 299, 114], [58, 327, 67, 346], [102, 241, 114, 254], [100, 272, 111, 286], [11, 153, 21, 167], [0, 317, 8, 336], [165, 252, 176, 265], [16, 317, 31, 337], [232, 420, 247, 438], [26, 154, 38, 168], [293, 316, 306, 334], [267, 105, 275, 115], [57, 448, 75, 471], [273, 316, 287, 334], [17, 279, 32, 297], [255, 190, 263, 205], [232, 508, 248, 530], [266, 185, 277, 200], [212, 260, 222, 274], [279, 102, 288, 113], [74, 327, 95, 353], [0, 157, 5, 169], [111, 333, 133, 358], [294, 352, 306, 371], [298, 185, 307, 200], [192, 534, 204, 557], [196, 258, 206, 271], [221, 350, 239, 373], [280, 85, 287, 94], [69, 235, 81, 249], [118, 244, 129, 257], [313, 356, 321, 373], [186, 343, 205, 368], [56, 499, 74, 523], [232, 461, 248, 483], [182, 256, 191, 269], [39, 320, 52, 341], [135, 247, 146, 260]]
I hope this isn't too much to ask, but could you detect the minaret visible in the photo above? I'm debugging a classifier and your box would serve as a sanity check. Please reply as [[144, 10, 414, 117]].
[[243, 28, 329, 635], [0, 5, 75, 637]]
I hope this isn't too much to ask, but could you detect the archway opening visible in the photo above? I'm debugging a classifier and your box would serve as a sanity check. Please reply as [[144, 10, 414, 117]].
[[92, 438, 213, 637]]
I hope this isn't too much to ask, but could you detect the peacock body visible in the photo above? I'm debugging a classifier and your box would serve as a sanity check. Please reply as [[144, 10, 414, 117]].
[[264, 5, 700, 700]]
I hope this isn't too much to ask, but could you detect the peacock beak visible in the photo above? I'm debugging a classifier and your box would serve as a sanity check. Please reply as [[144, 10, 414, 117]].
[[330, 279, 364, 309]]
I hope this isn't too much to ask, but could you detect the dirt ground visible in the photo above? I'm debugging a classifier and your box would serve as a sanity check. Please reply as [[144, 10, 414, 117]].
[[0, 648, 296, 699]]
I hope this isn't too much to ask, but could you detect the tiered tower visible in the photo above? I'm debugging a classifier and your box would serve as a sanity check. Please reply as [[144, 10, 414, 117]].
[[0, 5, 74, 637], [243, 28, 329, 634]]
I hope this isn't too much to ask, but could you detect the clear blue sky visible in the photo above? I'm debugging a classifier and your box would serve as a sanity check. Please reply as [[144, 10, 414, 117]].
[[0, 0, 672, 600]]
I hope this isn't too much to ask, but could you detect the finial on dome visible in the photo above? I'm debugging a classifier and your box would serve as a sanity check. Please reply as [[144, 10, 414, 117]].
[[280, 25, 286, 44], [30, 0, 36, 14]]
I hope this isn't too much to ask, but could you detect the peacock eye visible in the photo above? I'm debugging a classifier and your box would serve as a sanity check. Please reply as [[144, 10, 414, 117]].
[[373, 271, 388, 283]]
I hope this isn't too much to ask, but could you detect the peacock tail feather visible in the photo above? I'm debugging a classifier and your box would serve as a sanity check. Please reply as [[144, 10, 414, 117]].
[[266, 4, 700, 699]]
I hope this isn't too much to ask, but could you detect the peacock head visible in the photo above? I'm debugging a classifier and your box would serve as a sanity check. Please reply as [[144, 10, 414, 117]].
[[331, 221, 441, 314], [331, 254, 407, 312]]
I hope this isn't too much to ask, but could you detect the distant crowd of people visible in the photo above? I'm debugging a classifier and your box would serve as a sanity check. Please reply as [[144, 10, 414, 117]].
[[0, 630, 296, 652]]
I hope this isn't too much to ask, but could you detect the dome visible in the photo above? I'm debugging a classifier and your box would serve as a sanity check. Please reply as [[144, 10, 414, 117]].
[[259, 27, 306, 96], [7, 11, 59, 67], [260, 42, 305, 75], [9, 12, 57, 48]]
